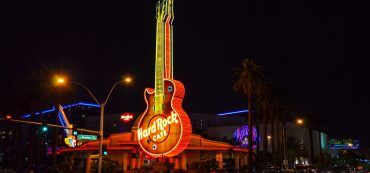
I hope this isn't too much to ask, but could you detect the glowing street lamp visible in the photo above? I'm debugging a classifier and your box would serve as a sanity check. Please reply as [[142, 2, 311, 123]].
[[296, 118, 304, 126], [124, 76, 132, 84], [267, 135, 272, 152], [53, 74, 133, 173], [54, 75, 67, 87], [57, 78, 65, 84], [296, 118, 305, 158]]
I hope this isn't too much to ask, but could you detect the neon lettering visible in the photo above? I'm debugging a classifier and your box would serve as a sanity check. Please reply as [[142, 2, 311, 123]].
[[138, 111, 179, 141]]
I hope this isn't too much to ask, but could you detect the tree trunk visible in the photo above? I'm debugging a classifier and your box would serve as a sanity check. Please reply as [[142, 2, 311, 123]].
[[276, 114, 282, 169], [247, 94, 253, 171], [263, 108, 267, 168], [282, 117, 287, 170], [270, 110, 275, 167]]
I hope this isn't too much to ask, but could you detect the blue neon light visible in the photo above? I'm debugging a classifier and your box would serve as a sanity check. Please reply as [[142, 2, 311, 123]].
[[41, 107, 55, 114], [77, 102, 100, 108], [21, 101, 100, 118], [58, 112, 66, 127], [217, 110, 249, 116], [22, 114, 31, 118]]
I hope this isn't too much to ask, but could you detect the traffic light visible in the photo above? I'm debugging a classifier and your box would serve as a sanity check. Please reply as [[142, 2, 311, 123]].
[[72, 125, 78, 136], [41, 119, 48, 132], [102, 145, 108, 156]]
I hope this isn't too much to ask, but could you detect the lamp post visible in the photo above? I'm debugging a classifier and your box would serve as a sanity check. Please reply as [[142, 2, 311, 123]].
[[282, 120, 287, 170], [296, 118, 304, 162], [267, 135, 272, 153], [55, 75, 133, 173]]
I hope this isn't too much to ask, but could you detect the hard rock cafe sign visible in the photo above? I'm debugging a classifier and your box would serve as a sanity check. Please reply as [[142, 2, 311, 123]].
[[137, 99, 191, 157], [137, 0, 192, 157], [121, 113, 134, 123], [138, 111, 179, 142]]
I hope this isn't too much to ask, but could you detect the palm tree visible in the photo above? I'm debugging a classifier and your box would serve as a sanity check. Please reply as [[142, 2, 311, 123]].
[[233, 58, 264, 171], [255, 84, 271, 168], [275, 105, 286, 169], [270, 106, 277, 167]]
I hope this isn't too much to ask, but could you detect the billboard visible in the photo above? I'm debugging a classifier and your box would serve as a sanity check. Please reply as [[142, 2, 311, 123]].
[[328, 139, 360, 150]]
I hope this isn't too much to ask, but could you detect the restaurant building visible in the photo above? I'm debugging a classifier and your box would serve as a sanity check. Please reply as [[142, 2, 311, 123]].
[[57, 111, 250, 172]]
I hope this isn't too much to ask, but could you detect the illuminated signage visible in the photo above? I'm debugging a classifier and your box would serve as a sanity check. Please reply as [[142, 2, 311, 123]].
[[233, 126, 258, 148], [77, 134, 97, 141], [138, 111, 179, 142], [137, 108, 191, 157], [121, 113, 134, 123], [137, 0, 192, 158], [329, 139, 360, 150], [64, 136, 76, 148]]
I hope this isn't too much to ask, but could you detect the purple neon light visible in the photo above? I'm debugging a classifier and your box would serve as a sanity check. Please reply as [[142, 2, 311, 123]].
[[233, 125, 258, 147]]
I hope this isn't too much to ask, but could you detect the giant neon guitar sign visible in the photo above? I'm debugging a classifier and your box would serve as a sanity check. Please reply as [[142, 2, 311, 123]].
[[137, 0, 192, 157]]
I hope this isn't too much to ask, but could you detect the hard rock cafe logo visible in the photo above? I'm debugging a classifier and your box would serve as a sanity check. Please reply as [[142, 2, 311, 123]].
[[121, 113, 134, 123], [138, 111, 179, 143]]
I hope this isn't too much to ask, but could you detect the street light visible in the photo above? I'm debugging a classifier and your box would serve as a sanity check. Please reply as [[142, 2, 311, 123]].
[[267, 135, 272, 153], [54, 74, 133, 173], [124, 76, 132, 84], [54, 75, 67, 87], [296, 118, 305, 162], [296, 118, 304, 126]]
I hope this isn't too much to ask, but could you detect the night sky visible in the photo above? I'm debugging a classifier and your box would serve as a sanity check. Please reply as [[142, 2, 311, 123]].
[[0, 0, 369, 146]]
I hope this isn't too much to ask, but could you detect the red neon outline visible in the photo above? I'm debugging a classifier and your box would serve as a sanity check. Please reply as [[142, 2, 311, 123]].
[[137, 79, 192, 157]]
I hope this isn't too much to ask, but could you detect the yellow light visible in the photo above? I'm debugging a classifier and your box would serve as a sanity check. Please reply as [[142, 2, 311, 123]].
[[122, 75, 133, 85], [267, 135, 271, 139], [57, 78, 65, 84], [296, 119, 304, 125], [348, 143, 353, 147], [53, 75, 67, 87], [124, 77, 132, 83]]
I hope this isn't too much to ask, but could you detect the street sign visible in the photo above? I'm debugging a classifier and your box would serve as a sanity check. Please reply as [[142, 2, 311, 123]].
[[77, 134, 98, 141]]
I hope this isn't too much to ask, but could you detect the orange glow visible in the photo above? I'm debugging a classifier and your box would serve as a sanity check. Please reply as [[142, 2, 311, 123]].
[[138, 79, 191, 157], [5, 115, 12, 120], [123, 76, 132, 84], [56, 132, 249, 155], [57, 78, 65, 84], [296, 118, 304, 125], [53, 75, 67, 87]]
